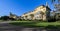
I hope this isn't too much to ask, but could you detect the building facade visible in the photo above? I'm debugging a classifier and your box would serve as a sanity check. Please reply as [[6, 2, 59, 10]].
[[21, 5, 51, 21]]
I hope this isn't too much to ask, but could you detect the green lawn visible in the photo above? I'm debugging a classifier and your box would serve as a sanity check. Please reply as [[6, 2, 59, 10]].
[[9, 21, 60, 28]]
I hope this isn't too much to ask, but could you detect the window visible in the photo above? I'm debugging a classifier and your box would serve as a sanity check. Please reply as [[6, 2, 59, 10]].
[[36, 11, 41, 15]]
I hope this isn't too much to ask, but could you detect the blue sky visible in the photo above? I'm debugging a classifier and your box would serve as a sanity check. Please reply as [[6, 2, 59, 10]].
[[0, 0, 54, 16]]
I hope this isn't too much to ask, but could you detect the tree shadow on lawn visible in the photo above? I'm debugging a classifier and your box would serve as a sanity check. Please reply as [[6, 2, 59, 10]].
[[45, 25, 60, 29]]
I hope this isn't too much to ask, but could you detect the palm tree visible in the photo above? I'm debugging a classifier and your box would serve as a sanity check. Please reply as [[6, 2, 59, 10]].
[[25, 16, 28, 20], [30, 14, 34, 20], [51, 0, 60, 9], [51, 0, 56, 3], [51, 0, 60, 3], [58, 0, 60, 3], [40, 11, 44, 20]]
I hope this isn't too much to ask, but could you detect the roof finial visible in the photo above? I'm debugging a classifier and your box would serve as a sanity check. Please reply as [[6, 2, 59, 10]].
[[46, 2, 48, 6]]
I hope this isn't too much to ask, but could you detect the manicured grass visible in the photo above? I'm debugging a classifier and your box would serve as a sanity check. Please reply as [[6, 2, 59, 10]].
[[35, 22, 60, 26], [9, 21, 60, 28], [9, 21, 37, 27]]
